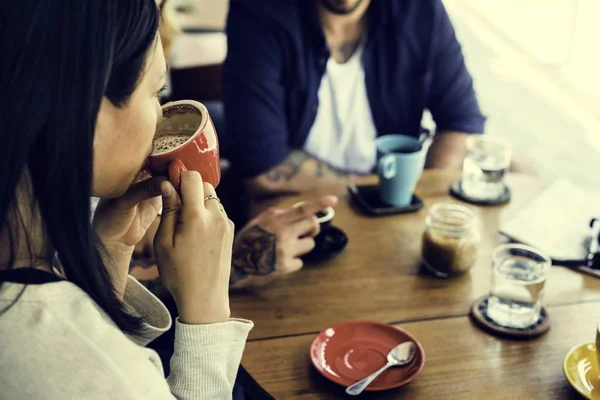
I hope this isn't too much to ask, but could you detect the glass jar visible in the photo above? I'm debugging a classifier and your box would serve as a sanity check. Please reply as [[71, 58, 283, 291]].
[[422, 203, 480, 278]]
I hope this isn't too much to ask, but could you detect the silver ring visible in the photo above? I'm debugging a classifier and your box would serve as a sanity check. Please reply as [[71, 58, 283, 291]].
[[204, 194, 221, 204]]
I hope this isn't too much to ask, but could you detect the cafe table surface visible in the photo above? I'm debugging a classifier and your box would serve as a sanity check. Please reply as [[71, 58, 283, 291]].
[[230, 170, 600, 341], [241, 301, 600, 399]]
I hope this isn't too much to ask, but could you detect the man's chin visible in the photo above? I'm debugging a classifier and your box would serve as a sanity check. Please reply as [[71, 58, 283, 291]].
[[319, 0, 364, 15]]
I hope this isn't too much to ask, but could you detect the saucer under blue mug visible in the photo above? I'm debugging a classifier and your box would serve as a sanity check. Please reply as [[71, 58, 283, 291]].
[[348, 184, 424, 217]]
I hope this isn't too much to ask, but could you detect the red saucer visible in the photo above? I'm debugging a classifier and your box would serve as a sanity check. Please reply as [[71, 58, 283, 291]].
[[310, 321, 425, 391]]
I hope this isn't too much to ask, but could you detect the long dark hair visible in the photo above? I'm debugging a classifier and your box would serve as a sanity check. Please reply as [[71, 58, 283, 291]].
[[0, 0, 160, 334]]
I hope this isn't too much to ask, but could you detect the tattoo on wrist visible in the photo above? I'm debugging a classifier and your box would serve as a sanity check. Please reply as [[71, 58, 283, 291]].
[[231, 225, 276, 284], [316, 160, 325, 178], [318, 160, 346, 178], [265, 151, 309, 182], [265, 150, 346, 182]]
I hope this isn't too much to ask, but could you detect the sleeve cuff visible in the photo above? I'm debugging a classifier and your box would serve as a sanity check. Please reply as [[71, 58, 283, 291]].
[[437, 115, 487, 134], [167, 318, 254, 396], [174, 318, 254, 347], [123, 276, 172, 346]]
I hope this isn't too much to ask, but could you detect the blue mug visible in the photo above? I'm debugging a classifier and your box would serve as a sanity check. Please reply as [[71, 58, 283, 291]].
[[376, 135, 427, 207]]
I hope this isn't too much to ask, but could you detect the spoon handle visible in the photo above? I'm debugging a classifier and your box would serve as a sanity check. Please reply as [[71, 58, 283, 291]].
[[345, 361, 393, 396]]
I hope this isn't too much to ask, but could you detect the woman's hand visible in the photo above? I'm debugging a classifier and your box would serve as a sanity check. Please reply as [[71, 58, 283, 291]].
[[154, 171, 234, 325], [93, 174, 164, 297], [134, 216, 160, 261]]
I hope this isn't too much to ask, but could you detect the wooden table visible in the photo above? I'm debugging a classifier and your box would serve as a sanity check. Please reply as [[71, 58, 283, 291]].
[[231, 171, 600, 340], [231, 170, 600, 399], [242, 302, 599, 399]]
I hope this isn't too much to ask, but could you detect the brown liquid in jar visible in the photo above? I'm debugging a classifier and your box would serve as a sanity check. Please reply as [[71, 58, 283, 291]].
[[422, 218, 479, 277]]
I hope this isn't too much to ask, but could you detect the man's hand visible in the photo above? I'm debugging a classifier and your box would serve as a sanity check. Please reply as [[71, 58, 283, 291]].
[[230, 195, 338, 289]]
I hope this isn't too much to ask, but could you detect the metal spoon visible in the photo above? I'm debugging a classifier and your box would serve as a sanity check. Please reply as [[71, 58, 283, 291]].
[[345, 342, 416, 396]]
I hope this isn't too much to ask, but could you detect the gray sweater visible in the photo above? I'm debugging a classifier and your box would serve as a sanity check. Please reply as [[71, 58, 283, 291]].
[[0, 275, 253, 399]]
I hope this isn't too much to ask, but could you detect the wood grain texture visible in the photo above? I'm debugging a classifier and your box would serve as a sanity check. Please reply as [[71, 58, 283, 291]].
[[231, 171, 600, 340], [242, 302, 600, 399]]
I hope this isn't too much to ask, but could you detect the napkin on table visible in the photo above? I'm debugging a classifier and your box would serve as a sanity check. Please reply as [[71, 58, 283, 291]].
[[500, 179, 600, 261]]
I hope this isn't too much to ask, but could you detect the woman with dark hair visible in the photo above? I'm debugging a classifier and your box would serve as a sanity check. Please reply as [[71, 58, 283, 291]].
[[0, 1, 252, 398]]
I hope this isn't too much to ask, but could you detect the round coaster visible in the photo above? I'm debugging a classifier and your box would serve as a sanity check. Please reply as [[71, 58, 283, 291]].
[[450, 180, 511, 206], [469, 296, 550, 339]]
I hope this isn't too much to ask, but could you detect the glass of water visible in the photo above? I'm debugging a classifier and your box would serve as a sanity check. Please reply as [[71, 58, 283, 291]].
[[461, 136, 512, 200], [486, 244, 551, 329]]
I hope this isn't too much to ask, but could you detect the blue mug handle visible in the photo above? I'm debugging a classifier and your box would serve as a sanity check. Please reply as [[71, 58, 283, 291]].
[[378, 154, 397, 180]]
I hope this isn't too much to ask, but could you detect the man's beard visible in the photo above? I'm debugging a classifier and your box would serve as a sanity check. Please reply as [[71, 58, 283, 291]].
[[318, 0, 365, 15]]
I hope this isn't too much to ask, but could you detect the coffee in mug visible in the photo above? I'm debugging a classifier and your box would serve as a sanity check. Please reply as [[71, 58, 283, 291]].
[[147, 100, 220, 189], [153, 135, 194, 153]]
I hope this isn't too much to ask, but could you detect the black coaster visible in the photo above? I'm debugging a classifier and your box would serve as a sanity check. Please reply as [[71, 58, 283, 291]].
[[469, 296, 550, 339], [301, 226, 348, 265], [348, 184, 424, 217], [450, 180, 511, 206]]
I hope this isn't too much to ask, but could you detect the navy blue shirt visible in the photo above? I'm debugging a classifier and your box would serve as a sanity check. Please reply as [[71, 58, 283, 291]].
[[223, 0, 485, 178]]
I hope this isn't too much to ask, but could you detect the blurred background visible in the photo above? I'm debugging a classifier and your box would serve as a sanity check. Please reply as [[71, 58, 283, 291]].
[[165, 0, 600, 188]]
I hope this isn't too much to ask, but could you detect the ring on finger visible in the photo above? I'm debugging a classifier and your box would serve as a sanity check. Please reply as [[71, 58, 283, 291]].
[[204, 194, 221, 204]]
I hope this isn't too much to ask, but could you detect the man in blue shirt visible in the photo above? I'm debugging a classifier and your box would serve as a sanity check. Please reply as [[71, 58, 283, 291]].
[[224, 0, 485, 197]]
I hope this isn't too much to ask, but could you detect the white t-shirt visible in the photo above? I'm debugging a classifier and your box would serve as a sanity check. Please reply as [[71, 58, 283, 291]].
[[304, 43, 377, 173]]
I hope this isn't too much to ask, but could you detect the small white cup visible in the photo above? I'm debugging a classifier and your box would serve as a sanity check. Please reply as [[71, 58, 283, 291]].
[[316, 207, 335, 224]]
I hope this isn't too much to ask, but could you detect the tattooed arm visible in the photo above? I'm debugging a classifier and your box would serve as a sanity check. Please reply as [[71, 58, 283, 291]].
[[229, 195, 338, 289], [246, 150, 353, 199], [229, 225, 278, 289]]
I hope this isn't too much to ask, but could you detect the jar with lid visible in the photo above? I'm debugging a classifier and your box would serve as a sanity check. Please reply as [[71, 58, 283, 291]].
[[422, 203, 480, 278]]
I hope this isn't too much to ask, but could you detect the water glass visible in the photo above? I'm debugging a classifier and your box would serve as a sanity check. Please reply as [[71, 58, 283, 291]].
[[461, 136, 512, 200], [486, 244, 551, 329]]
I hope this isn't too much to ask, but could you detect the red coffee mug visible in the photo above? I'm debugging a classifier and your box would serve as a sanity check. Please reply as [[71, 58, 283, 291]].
[[147, 100, 220, 189]]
